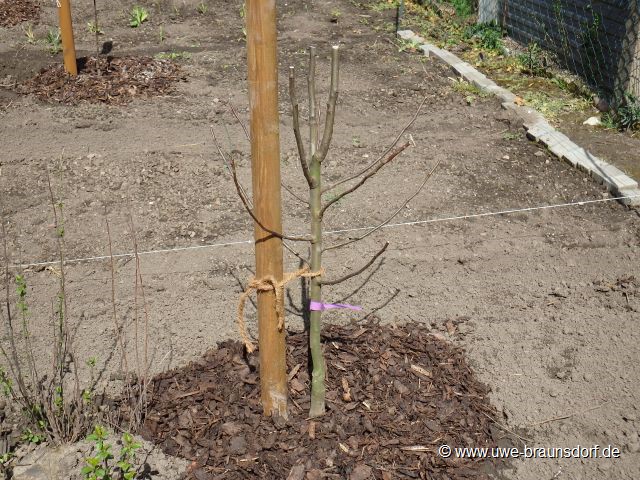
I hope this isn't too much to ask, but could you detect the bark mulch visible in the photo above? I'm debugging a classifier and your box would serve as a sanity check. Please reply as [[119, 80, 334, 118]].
[[0, 0, 39, 27], [15, 56, 184, 104], [139, 322, 510, 479]]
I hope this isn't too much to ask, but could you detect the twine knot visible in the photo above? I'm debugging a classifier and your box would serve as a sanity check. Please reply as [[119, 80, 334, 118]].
[[237, 266, 324, 352]]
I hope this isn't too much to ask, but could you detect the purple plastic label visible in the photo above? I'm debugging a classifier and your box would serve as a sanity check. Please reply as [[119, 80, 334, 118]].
[[309, 301, 363, 312]]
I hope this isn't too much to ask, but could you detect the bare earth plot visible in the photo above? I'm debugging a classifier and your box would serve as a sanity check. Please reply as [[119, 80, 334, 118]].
[[1, 0, 640, 479]]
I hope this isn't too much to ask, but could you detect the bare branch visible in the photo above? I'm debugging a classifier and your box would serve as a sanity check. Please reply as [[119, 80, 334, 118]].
[[323, 96, 428, 194], [316, 45, 340, 163], [320, 141, 410, 218], [210, 128, 311, 260], [229, 157, 312, 242], [324, 158, 441, 251], [289, 66, 314, 188], [308, 46, 319, 157], [210, 126, 252, 201], [227, 102, 251, 141], [282, 182, 309, 206], [320, 242, 388, 286], [105, 210, 129, 376]]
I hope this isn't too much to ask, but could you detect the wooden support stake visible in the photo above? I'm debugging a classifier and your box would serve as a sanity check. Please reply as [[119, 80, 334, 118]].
[[57, 0, 78, 76], [245, 0, 288, 418]]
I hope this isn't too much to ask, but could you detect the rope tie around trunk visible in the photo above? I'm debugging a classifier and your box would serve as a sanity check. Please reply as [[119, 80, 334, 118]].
[[237, 267, 324, 352]]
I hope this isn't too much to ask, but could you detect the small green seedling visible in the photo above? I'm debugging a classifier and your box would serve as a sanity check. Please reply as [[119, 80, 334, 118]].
[[21, 428, 45, 445], [0, 452, 13, 466], [82, 426, 140, 480], [616, 93, 640, 131], [502, 131, 519, 141], [397, 38, 420, 53], [0, 367, 12, 397], [87, 21, 104, 34], [197, 1, 208, 14], [129, 6, 149, 28], [45, 28, 62, 54], [517, 42, 546, 76]]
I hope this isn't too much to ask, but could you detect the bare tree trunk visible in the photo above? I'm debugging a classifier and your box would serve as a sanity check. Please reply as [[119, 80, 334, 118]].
[[308, 154, 325, 417]]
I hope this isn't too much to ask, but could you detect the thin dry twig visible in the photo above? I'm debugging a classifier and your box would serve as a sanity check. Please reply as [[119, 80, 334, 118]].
[[0, 220, 29, 401], [320, 242, 388, 286], [320, 142, 410, 217], [210, 127, 311, 264], [212, 123, 311, 242], [228, 157, 312, 242], [105, 211, 129, 375], [227, 102, 251, 142], [478, 411, 533, 444], [128, 213, 152, 428], [281, 182, 309, 206], [226, 103, 308, 206], [323, 96, 428, 194], [527, 402, 609, 427], [324, 158, 441, 251]]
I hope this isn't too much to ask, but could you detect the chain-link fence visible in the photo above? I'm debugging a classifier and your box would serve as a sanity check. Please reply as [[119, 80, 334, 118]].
[[477, 0, 639, 105]]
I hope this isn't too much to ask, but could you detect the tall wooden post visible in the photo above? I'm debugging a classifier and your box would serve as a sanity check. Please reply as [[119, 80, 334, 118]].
[[246, 0, 288, 417], [57, 0, 78, 75]]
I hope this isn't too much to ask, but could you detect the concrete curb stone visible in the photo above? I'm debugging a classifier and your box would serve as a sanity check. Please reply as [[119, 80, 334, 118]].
[[396, 30, 640, 206]]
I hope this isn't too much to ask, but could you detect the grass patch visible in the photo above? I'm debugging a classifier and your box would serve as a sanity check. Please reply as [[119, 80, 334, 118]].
[[451, 78, 489, 97], [523, 91, 590, 121]]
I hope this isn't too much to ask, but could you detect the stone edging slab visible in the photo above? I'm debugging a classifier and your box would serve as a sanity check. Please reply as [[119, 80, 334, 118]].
[[397, 30, 640, 207]]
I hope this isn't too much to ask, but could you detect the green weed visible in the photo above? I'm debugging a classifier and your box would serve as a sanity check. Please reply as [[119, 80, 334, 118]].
[[451, 78, 489, 98], [22, 23, 36, 44], [370, 0, 398, 13], [517, 42, 547, 76], [396, 37, 421, 52], [197, 1, 208, 14], [464, 22, 503, 51], [523, 91, 590, 120], [21, 428, 45, 445], [45, 28, 62, 54], [129, 6, 149, 28], [0, 368, 12, 397], [87, 21, 104, 34], [82, 426, 140, 480], [447, 0, 474, 17], [503, 132, 520, 140], [603, 93, 640, 131]]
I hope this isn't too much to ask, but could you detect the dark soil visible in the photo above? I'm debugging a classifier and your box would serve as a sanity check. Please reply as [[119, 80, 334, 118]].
[[140, 322, 508, 480], [0, 0, 39, 27], [15, 55, 185, 104]]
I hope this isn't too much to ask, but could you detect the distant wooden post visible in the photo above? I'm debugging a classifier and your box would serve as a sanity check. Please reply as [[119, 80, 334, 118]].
[[615, 1, 639, 100], [57, 0, 78, 75], [477, 0, 502, 24], [245, 0, 288, 417]]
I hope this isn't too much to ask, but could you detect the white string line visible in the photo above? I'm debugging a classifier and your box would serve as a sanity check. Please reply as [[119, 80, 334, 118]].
[[8, 193, 639, 269]]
